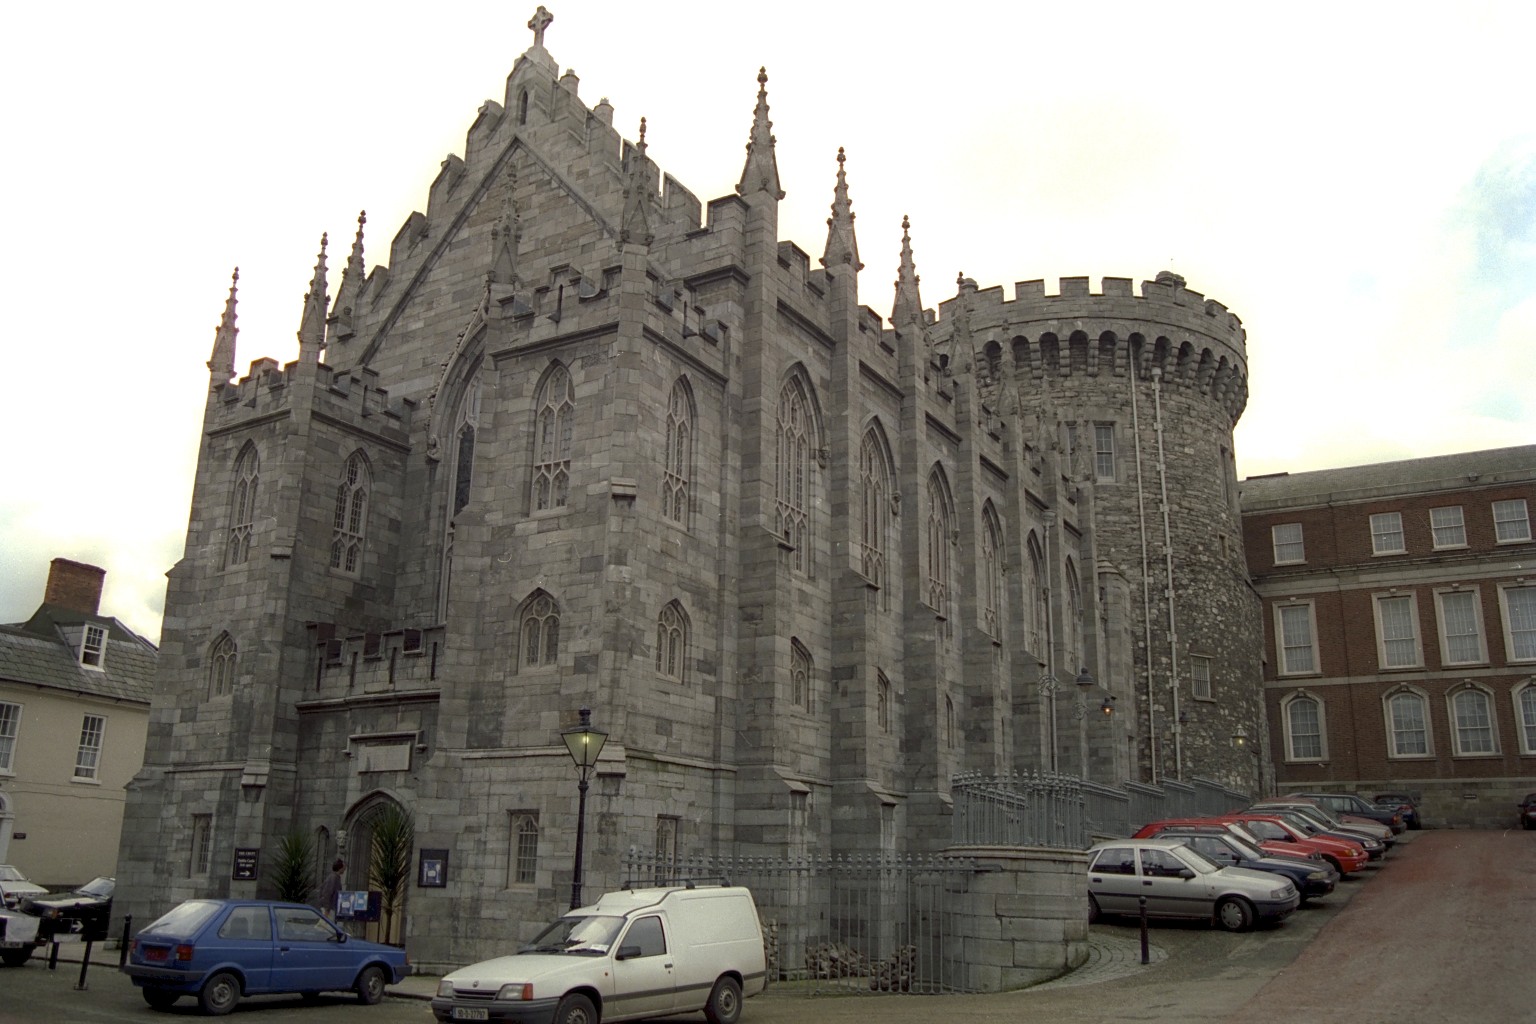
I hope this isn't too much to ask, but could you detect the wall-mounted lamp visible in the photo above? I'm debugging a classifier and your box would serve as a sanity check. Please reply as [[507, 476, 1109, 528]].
[[1100, 695, 1116, 717], [1232, 727, 1249, 748], [1074, 667, 1097, 690]]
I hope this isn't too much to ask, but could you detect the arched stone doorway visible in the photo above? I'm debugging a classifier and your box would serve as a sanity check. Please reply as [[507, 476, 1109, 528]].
[[341, 791, 412, 945]]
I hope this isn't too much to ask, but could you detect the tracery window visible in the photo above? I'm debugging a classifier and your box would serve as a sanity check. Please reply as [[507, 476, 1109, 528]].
[[775, 379, 812, 572], [226, 444, 259, 567], [330, 452, 370, 575], [926, 471, 951, 615], [858, 428, 890, 588], [208, 633, 237, 699], [1026, 533, 1047, 655], [656, 602, 687, 683], [509, 812, 538, 886], [663, 380, 693, 527], [533, 364, 574, 512], [519, 592, 560, 668]]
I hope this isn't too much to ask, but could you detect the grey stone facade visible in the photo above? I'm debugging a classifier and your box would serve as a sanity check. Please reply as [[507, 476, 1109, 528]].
[[117, 12, 1262, 969]]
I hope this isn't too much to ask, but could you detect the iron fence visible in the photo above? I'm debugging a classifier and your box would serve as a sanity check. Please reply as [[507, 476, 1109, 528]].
[[621, 847, 979, 994]]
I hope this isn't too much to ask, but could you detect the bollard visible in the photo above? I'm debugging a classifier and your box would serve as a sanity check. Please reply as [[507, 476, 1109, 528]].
[[1138, 895, 1149, 965], [119, 915, 133, 968], [75, 939, 92, 990], [47, 939, 59, 971]]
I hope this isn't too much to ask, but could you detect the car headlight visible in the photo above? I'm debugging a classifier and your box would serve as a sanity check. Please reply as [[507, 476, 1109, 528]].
[[1307, 871, 1328, 880], [497, 983, 534, 1001], [437, 981, 456, 998], [1270, 887, 1292, 899]]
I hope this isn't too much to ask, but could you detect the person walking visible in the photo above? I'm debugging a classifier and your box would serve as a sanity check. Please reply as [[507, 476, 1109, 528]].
[[318, 858, 345, 919]]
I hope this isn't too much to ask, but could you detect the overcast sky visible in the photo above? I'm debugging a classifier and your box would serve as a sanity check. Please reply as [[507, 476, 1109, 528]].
[[3, 1, 1533, 643]]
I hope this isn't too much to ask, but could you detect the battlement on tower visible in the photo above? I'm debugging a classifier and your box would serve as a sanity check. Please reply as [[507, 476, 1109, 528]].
[[211, 358, 415, 442]]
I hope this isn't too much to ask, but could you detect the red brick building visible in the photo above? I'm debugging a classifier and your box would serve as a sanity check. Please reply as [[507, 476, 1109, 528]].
[[1241, 446, 1536, 828]]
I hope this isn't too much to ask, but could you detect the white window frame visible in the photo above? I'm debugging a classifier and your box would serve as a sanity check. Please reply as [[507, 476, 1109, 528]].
[[1372, 593, 1422, 669], [1493, 498, 1531, 543], [1447, 686, 1498, 756], [1513, 682, 1536, 756], [74, 713, 105, 780], [1190, 655, 1213, 701], [1429, 506, 1466, 549], [1271, 523, 1305, 565], [1093, 423, 1116, 482], [1498, 583, 1536, 664], [1434, 587, 1485, 666], [80, 624, 107, 669], [1383, 688, 1433, 759], [1281, 691, 1327, 762], [1275, 602, 1320, 676], [1370, 512, 1405, 555], [0, 701, 20, 773]]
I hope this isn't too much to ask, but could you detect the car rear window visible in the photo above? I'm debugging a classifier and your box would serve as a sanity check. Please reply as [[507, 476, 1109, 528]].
[[142, 900, 222, 935]]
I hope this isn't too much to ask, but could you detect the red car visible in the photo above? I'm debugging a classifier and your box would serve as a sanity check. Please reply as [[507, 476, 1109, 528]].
[[1133, 818, 1336, 869], [1215, 814, 1370, 877]]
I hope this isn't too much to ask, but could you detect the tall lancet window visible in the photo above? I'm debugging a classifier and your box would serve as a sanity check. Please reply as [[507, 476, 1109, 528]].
[[533, 364, 574, 511], [1064, 558, 1083, 671], [440, 373, 481, 620], [859, 428, 889, 588], [982, 504, 1004, 639], [926, 471, 951, 617], [330, 452, 370, 575], [775, 378, 812, 573], [663, 379, 692, 527], [226, 443, 260, 568], [1026, 533, 1047, 655]]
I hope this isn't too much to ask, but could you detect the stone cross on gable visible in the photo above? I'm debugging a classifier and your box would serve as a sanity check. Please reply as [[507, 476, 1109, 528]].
[[528, 6, 553, 48]]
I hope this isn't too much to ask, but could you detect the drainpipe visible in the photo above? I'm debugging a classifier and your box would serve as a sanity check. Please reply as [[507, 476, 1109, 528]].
[[1151, 367, 1182, 780], [1130, 348, 1157, 783]]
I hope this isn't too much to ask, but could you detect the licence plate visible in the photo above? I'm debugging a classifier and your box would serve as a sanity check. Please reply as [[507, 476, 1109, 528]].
[[145, 947, 168, 961], [452, 1009, 489, 1021]]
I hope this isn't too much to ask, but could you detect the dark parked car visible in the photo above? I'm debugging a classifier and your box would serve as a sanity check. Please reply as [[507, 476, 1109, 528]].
[[21, 875, 115, 943], [1287, 792, 1404, 833], [1374, 792, 1422, 830], [1138, 828, 1337, 902], [122, 899, 410, 1014], [1519, 793, 1536, 831]]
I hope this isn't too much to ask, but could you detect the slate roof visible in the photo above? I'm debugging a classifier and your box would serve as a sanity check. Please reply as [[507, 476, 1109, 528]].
[[0, 605, 157, 705], [1241, 445, 1536, 511]]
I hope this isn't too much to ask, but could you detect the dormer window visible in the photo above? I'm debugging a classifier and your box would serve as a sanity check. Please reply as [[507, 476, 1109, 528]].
[[81, 624, 106, 669]]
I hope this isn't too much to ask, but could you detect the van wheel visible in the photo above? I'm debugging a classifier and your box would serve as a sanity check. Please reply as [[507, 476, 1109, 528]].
[[705, 976, 743, 1024], [1215, 896, 1254, 932], [555, 993, 597, 1024]]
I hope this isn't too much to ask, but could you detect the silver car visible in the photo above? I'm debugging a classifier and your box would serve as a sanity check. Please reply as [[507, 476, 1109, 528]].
[[1087, 837, 1300, 932]]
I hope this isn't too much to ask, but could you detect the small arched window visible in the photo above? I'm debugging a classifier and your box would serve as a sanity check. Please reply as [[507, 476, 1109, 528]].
[[519, 592, 561, 668], [877, 672, 891, 733], [656, 602, 688, 683], [208, 633, 237, 699], [330, 452, 371, 575], [791, 640, 813, 713]]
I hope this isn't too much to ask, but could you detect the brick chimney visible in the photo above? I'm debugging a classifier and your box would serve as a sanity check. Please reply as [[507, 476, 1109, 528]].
[[44, 558, 107, 616]]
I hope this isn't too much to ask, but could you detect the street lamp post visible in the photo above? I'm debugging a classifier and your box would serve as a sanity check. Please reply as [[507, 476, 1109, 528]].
[[561, 707, 608, 910], [1072, 667, 1097, 778]]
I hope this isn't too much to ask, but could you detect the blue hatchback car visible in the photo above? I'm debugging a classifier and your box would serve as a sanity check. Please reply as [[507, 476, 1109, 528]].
[[122, 899, 410, 1015]]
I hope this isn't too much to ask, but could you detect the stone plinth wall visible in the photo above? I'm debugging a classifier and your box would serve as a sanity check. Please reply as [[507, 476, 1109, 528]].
[[945, 844, 1088, 991]]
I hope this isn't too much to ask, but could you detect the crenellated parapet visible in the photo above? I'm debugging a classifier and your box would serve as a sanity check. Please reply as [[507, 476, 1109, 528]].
[[209, 358, 415, 444], [935, 271, 1249, 424]]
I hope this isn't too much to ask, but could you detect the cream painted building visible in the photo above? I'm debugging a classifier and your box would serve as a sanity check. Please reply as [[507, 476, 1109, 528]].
[[0, 559, 155, 888]]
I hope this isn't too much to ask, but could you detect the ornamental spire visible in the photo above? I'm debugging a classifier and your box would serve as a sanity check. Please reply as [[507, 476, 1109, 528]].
[[489, 167, 521, 289], [328, 211, 366, 342], [621, 117, 654, 247], [891, 215, 923, 326], [297, 233, 329, 363], [821, 147, 861, 272], [735, 67, 784, 200], [208, 267, 239, 382]]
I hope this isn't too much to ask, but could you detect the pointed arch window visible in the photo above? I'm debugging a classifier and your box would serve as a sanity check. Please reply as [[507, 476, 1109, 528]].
[[663, 380, 693, 527], [208, 633, 237, 700], [1449, 686, 1496, 755], [331, 452, 371, 575], [1026, 533, 1047, 655], [981, 504, 1004, 639], [533, 365, 574, 512], [509, 812, 539, 886], [1064, 559, 1083, 670], [519, 592, 561, 669], [775, 378, 813, 573], [656, 602, 688, 683], [791, 639, 813, 713], [226, 444, 259, 568], [945, 694, 955, 747], [926, 471, 951, 616], [877, 671, 891, 733], [859, 428, 890, 588], [440, 373, 481, 620]]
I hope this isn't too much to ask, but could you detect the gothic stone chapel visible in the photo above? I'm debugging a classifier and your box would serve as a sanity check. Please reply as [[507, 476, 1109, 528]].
[[118, 7, 1263, 966]]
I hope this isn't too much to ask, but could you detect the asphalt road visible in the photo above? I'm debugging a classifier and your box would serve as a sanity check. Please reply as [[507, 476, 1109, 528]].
[[2, 830, 1529, 1023]]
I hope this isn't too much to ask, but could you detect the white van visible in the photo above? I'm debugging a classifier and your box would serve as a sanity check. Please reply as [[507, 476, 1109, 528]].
[[431, 884, 767, 1024]]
